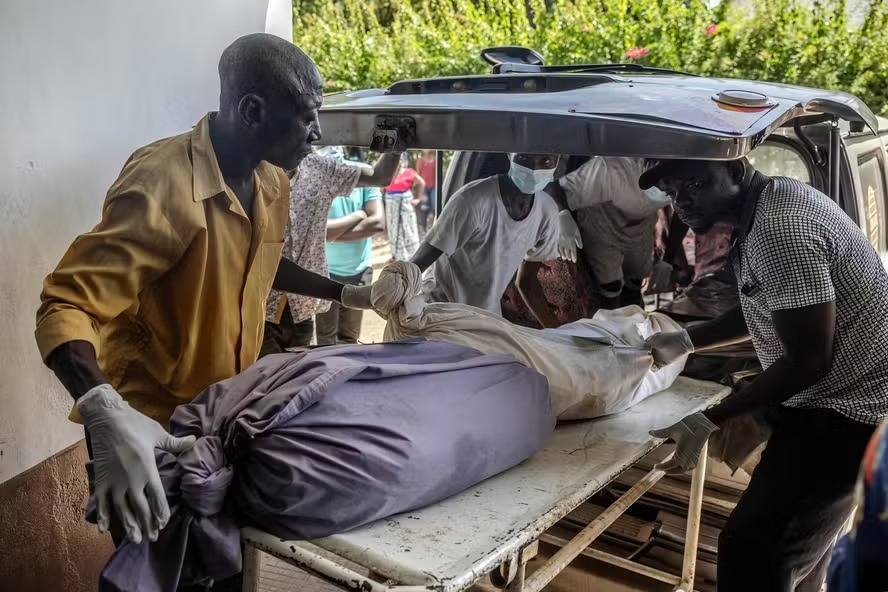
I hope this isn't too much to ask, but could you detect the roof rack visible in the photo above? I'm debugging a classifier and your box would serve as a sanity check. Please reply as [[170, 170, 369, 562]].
[[494, 61, 697, 77], [480, 45, 696, 77]]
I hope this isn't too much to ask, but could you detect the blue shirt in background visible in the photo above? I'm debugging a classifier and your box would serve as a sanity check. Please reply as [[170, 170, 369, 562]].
[[326, 184, 382, 277]]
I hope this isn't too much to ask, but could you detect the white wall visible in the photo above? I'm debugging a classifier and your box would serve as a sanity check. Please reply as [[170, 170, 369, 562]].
[[0, 0, 292, 483]]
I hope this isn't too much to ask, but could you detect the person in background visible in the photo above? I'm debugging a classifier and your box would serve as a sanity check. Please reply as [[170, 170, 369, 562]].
[[407, 153, 563, 327], [384, 153, 425, 261], [658, 206, 735, 289], [416, 149, 438, 233], [261, 145, 400, 356], [315, 148, 386, 345], [641, 158, 888, 592], [550, 156, 672, 308]]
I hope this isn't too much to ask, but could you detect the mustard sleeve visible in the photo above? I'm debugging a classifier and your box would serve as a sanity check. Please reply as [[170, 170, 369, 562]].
[[35, 190, 186, 361]]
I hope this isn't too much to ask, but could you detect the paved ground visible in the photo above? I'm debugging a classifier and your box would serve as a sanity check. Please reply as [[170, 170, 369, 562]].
[[356, 236, 392, 344]]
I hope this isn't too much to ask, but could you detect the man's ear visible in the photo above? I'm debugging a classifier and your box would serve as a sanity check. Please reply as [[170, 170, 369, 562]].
[[728, 159, 747, 185], [237, 94, 266, 128]]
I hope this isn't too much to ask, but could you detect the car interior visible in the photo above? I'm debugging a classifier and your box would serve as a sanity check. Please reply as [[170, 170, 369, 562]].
[[414, 117, 888, 385]]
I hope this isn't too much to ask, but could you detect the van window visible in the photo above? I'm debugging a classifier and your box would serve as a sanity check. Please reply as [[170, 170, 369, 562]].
[[857, 150, 887, 253], [747, 142, 811, 183]]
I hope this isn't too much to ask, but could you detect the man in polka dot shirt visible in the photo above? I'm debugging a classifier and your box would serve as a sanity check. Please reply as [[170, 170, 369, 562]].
[[639, 158, 888, 591]]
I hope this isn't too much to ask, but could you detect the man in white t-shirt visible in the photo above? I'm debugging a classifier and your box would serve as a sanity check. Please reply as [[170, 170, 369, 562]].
[[409, 153, 563, 327], [553, 156, 672, 308]]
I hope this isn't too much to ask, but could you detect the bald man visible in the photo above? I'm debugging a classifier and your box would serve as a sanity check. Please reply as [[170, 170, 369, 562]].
[[35, 34, 363, 553]]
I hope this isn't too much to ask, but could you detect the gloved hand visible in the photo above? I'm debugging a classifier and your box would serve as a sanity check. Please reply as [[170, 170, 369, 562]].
[[643, 329, 694, 368], [649, 412, 719, 475], [77, 384, 196, 543], [341, 283, 373, 310], [557, 210, 583, 263]]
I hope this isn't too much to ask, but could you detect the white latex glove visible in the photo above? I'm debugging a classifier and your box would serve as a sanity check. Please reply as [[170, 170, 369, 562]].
[[643, 329, 694, 368], [649, 412, 719, 475], [341, 284, 373, 310], [78, 384, 196, 543], [557, 210, 583, 263]]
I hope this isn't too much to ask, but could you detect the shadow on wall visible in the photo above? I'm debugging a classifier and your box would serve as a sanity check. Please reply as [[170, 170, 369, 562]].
[[0, 440, 113, 592]]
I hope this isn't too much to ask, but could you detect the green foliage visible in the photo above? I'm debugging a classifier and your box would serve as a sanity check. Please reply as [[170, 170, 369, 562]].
[[293, 0, 888, 115]]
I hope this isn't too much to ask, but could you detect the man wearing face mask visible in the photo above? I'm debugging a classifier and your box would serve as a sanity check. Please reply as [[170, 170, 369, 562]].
[[548, 156, 672, 309], [400, 153, 563, 327], [639, 158, 888, 592]]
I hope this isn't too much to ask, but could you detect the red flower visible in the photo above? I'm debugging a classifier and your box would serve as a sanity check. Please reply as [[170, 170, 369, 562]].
[[705, 23, 718, 37], [624, 47, 649, 60]]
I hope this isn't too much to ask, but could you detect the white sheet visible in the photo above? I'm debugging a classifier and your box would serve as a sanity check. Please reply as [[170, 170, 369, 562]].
[[371, 261, 689, 420]]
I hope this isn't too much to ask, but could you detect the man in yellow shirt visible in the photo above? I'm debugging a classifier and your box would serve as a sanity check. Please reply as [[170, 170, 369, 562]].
[[34, 34, 366, 550]]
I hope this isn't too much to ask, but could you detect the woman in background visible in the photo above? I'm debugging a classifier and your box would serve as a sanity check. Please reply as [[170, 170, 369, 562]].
[[417, 149, 438, 233], [384, 153, 425, 261]]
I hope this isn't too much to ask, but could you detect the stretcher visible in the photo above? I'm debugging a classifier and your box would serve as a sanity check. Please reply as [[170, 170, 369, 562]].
[[241, 376, 730, 592]]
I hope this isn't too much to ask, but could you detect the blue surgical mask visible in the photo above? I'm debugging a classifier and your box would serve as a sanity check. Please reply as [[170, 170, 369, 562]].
[[644, 186, 672, 206], [509, 162, 556, 194]]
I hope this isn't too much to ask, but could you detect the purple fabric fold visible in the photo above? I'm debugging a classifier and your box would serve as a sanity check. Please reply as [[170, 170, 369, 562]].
[[87, 339, 554, 592]]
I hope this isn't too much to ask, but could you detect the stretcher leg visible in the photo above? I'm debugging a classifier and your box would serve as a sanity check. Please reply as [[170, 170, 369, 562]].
[[242, 544, 260, 592], [521, 467, 665, 592], [492, 541, 538, 590], [489, 552, 519, 588], [674, 440, 708, 592], [506, 562, 526, 592]]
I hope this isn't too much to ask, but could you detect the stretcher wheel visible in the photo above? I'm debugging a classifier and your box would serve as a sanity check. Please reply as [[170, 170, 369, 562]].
[[489, 554, 519, 588]]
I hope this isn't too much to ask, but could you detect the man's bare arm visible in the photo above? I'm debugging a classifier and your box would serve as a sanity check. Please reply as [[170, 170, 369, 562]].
[[410, 242, 443, 273], [326, 211, 366, 241], [411, 176, 426, 208], [46, 341, 108, 401], [333, 199, 385, 243], [357, 153, 402, 188], [543, 180, 570, 211], [686, 305, 750, 352], [704, 300, 836, 425], [274, 258, 344, 302]]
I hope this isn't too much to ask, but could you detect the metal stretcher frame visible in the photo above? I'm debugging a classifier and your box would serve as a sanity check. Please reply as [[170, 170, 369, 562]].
[[241, 377, 729, 592]]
